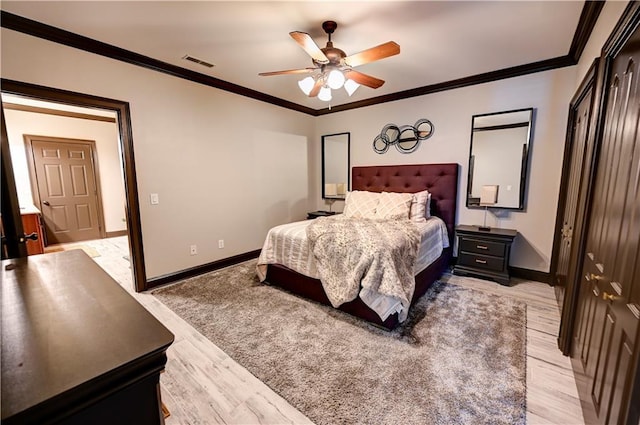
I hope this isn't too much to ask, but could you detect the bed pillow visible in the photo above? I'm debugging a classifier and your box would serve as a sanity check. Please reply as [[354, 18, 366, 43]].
[[344, 190, 381, 219], [375, 192, 414, 219], [410, 189, 432, 223]]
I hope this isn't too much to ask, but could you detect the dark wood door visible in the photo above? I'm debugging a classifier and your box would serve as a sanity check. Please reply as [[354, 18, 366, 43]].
[[28, 137, 103, 244], [572, 14, 640, 424], [556, 60, 599, 355], [556, 86, 593, 287], [0, 104, 27, 259]]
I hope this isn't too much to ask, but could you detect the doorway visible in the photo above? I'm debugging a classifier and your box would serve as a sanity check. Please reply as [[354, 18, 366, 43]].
[[24, 136, 105, 244], [1, 78, 147, 292]]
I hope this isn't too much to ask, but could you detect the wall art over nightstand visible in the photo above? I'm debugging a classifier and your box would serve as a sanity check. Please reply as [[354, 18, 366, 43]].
[[373, 119, 434, 154]]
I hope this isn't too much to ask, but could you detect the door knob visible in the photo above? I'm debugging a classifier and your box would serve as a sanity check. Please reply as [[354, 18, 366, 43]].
[[590, 273, 603, 281], [19, 233, 39, 243], [42, 201, 50, 206], [602, 292, 619, 302]]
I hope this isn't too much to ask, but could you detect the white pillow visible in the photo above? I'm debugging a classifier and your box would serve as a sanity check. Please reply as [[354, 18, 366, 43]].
[[410, 190, 431, 223], [344, 190, 381, 219], [376, 192, 413, 219]]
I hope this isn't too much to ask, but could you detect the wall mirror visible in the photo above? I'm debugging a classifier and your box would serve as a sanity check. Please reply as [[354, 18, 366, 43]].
[[322, 132, 350, 200], [467, 108, 534, 210]]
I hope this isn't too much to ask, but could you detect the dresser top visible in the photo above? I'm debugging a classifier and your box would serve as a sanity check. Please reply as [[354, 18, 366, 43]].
[[456, 224, 518, 238], [1, 250, 174, 421]]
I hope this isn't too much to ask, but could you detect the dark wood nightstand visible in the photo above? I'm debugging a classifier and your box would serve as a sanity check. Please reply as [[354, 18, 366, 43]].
[[307, 210, 338, 219], [453, 224, 518, 285]]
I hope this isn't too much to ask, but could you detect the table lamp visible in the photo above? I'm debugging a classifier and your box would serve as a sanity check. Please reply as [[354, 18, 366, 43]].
[[479, 185, 498, 231]]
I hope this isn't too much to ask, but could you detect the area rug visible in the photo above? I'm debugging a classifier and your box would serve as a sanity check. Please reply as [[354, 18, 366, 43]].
[[152, 260, 527, 425]]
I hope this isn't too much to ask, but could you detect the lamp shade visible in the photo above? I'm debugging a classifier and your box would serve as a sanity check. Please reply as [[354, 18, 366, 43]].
[[325, 183, 338, 196], [480, 185, 499, 205], [318, 86, 332, 102], [344, 79, 360, 96], [298, 76, 315, 95], [327, 69, 345, 89]]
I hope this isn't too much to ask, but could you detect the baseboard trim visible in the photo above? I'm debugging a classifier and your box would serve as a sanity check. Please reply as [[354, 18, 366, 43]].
[[106, 230, 128, 238], [510, 266, 552, 284], [146, 249, 261, 290]]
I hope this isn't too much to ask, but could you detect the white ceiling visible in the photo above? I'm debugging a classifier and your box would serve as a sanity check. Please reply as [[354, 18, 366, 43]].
[[2, 1, 585, 109]]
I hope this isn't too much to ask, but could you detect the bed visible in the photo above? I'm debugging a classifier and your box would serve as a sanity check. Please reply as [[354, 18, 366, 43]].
[[257, 163, 458, 329]]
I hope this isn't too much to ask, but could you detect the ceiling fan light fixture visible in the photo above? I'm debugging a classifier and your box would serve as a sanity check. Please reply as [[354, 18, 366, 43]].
[[298, 76, 315, 95], [327, 69, 345, 90], [344, 79, 360, 96], [318, 86, 332, 102]]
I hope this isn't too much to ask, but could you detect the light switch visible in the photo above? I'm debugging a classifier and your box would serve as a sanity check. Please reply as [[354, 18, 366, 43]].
[[150, 193, 159, 205]]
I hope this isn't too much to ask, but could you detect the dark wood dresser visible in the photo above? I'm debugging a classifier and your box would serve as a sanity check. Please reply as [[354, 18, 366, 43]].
[[20, 205, 45, 255], [1, 250, 174, 425], [453, 224, 518, 285]]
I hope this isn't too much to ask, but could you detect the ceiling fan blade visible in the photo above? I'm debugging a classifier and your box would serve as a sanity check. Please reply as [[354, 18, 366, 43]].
[[290, 31, 329, 63], [344, 70, 385, 89], [344, 41, 400, 67], [308, 78, 323, 97], [259, 68, 316, 76]]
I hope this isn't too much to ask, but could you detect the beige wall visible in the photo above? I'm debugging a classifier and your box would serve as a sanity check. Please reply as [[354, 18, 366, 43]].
[[1, 28, 315, 279], [4, 108, 127, 233], [313, 2, 630, 274], [315, 68, 576, 273], [0, 2, 630, 278]]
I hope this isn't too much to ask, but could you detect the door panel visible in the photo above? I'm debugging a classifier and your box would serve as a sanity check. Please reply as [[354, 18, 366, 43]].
[[570, 10, 640, 424], [29, 138, 102, 244], [556, 60, 600, 356]]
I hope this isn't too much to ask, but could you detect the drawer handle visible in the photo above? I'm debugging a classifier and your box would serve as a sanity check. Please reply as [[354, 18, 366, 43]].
[[476, 245, 488, 250], [475, 259, 487, 264]]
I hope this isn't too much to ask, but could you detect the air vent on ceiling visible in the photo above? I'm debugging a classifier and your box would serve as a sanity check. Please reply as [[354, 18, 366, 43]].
[[182, 54, 215, 68]]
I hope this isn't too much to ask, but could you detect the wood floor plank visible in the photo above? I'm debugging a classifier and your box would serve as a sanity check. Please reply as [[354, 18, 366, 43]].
[[63, 237, 586, 424]]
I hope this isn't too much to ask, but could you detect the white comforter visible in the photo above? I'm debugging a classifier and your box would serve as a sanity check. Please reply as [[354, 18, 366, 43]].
[[256, 216, 449, 321]]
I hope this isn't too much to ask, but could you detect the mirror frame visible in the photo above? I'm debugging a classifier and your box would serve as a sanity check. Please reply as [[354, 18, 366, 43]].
[[321, 132, 350, 200], [466, 107, 534, 211]]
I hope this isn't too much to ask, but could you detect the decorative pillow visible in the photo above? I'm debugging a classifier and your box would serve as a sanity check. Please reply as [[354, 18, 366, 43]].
[[410, 190, 431, 223], [344, 190, 381, 219], [375, 192, 413, 219]]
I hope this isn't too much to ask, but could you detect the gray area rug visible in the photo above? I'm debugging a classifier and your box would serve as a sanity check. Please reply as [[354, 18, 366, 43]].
[[152, 260, 527, 425]]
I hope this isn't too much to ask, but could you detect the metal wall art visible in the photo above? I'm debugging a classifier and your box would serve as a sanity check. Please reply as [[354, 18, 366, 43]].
[[373, 119, 434, 154]]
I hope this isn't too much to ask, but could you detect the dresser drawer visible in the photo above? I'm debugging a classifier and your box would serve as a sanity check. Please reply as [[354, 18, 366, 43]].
[[459, 237, 506, 257], [458, 252, 504, 272]]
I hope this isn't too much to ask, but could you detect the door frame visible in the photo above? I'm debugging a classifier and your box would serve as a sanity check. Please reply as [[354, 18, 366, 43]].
[[552, 58, 599, 355], [24, 135, 108, 242], [1, 78, 147, 292], [1, 106, 28, 259]]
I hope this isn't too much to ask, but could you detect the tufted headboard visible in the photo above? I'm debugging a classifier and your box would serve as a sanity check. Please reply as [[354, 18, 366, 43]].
[[352, 163, 459, 245]]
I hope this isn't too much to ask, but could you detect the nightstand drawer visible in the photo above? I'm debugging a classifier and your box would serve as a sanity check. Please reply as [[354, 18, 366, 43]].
[[458, 252, 504, 272], [459, 238, 506, 257]]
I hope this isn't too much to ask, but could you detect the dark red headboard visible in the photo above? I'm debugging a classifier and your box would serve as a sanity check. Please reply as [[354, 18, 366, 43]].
[[352, 163, 459, 244]]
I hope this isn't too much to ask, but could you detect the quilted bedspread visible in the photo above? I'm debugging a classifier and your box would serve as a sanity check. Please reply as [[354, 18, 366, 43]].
[[306, 217, 420, 322]]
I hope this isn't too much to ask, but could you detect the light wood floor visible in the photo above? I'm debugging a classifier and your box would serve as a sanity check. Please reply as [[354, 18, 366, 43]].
[[54, 236, 586, 424]]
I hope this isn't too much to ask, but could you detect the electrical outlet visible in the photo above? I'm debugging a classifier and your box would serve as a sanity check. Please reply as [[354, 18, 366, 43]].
[[218, 240, 224, 249], [190, 245, 197, 255]]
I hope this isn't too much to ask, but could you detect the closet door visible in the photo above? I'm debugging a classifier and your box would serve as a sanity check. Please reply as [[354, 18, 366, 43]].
[[555, 60, 598, 355], [572, 6, 640, 423]]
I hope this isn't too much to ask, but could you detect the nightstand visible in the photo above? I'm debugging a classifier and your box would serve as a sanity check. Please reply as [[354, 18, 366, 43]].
[[453, 225, 518, 285], [307, 210, 338, 219]]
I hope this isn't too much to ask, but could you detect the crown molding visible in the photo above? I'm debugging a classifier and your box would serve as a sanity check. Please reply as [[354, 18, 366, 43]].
[[314, 55, 575, 115], [0, 11, 317, 116], [568, 1, 605, 62], [1, 2, 601, 116]]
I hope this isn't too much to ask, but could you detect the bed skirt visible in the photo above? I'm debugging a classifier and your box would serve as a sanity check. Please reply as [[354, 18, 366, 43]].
[[264, 247, 452, 330]]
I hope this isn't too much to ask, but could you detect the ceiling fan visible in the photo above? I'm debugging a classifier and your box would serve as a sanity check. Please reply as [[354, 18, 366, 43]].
[[259, 20, 400, 99]]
